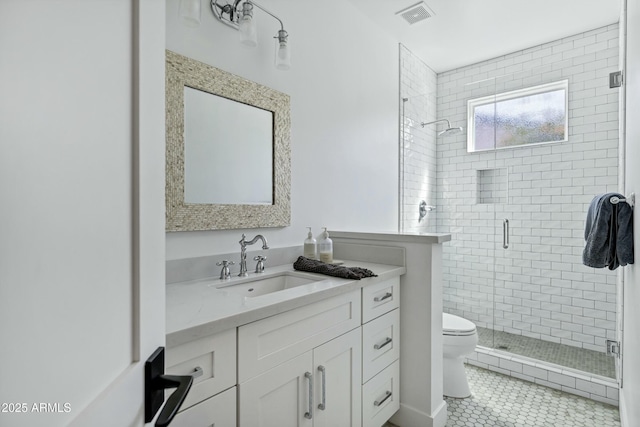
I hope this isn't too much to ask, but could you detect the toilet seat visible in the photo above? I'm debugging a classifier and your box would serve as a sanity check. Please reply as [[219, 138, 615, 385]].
[[443, 313, 477, 336]]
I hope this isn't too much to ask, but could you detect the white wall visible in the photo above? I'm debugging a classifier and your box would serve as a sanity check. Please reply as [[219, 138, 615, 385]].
[[165, 0, 399, 260], [436, 25, 621, 352], [0, 1, 167, 426], [621, 0, 640, 423]]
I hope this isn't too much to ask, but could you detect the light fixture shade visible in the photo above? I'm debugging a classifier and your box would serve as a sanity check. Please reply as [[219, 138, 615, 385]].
[[239, 2, 258, 47], [179, 0, 201, 28], [275, 30, 290, 70], [239, 15, 258, 47]]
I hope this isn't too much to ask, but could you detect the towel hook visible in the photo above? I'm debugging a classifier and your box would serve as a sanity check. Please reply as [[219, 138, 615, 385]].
[[610, 193, 635, 208]]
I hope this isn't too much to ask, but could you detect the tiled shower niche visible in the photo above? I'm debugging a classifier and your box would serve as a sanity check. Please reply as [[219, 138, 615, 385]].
[[477, 168, 508, 204]]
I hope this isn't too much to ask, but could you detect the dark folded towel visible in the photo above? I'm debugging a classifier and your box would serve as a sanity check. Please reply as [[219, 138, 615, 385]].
[[293, 256, 377, 280], [583, 192, 634, 270]]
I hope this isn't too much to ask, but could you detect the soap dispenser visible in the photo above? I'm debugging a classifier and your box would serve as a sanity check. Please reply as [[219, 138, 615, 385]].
[[304, 227, 317, 259], [318, 227, 333, 263]]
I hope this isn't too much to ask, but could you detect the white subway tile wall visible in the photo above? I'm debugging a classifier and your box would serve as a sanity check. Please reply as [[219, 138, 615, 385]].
[[399, 44, 438, 233], [435, 24, 620, 353]]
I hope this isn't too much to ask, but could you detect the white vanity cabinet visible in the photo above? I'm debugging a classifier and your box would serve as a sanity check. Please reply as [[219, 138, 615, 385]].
[[360, 277, 401, 427], [167, 272, 402, 427], [238, 290, 362, 427], [239, 327, 362, 427]]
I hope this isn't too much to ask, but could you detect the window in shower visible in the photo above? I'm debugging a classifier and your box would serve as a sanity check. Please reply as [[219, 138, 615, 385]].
[[467, 80, 569, 152]]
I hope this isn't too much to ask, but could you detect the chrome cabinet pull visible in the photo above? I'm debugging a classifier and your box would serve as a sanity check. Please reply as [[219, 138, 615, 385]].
[[304, 372, 313, 419], [374, 292, 392, 302], [191, 366, 203, 378], [374, 390, 392, 407], [374, 337, 392, 350], [503, 219, 509, 249], [317, 365, 326, 410]]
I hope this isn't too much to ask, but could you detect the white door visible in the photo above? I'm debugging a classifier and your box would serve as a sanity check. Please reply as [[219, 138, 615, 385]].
[[0, 1, 166, 427], [239, 352, 314, 427], [313, 328, 362, 427]]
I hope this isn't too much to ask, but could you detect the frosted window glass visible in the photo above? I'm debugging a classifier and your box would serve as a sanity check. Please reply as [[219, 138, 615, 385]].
[[468, 81, 568, 152]]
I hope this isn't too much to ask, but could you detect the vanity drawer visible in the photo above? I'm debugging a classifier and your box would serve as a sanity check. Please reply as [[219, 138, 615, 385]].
[[166, 328, 236, 410], [172, 386, 236, 427], [362, 277, 400, 323], [238, 289, 361, 382], [362, 308, 400, 383], [362, 360, 400, 427]]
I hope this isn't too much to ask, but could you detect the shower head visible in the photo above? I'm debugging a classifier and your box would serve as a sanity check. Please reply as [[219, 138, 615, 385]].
[[421, 119, 463, 137], [438, 126, 463, 137]]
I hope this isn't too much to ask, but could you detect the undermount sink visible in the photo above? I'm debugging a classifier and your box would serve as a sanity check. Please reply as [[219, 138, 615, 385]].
[[217, 272, 320, 298]]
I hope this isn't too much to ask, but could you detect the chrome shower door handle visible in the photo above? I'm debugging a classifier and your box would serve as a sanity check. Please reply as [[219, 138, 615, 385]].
[[304, 372, 313, 419], [503, 219, 509, 249]]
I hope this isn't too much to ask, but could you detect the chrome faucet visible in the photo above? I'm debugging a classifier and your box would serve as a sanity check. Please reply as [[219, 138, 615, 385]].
[[238, 233, 269, 277]]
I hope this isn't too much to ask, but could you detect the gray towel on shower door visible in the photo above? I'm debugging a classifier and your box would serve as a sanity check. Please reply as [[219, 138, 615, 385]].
[[582, 192, 634, 270], [616, 198, 634, 267]]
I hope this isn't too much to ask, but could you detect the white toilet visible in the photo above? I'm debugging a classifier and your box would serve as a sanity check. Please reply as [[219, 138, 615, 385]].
[[442, 313, 478, 398]]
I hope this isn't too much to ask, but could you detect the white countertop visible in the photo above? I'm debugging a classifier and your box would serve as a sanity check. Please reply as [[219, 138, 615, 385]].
[[166, 260, 405, 347], [329, 230, 451, 244]]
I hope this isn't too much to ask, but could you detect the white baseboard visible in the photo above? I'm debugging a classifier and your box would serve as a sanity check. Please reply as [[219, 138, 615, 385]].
[[619, 391, 628, 427], [389, 400, 448, 427]]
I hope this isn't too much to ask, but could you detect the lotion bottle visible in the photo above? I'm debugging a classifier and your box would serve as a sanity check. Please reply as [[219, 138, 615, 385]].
[[318, 227, 333, 263], [303, 227, 317, 259]]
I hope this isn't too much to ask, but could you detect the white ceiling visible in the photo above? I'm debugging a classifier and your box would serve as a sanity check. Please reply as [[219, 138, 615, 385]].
[[346, 0, 622, 73]]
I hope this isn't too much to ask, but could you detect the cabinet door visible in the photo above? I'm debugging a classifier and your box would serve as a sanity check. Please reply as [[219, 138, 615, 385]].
[[239, 352, 314, 427], [172, 387, 236, 427], [313, 328, 362, 427]]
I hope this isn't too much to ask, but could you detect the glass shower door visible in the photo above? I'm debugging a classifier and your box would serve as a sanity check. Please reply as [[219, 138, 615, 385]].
[[487, 67, 618, 380]]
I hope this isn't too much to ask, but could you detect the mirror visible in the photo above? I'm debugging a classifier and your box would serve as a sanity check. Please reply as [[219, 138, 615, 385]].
[[183, 86, 273, 205], [165, 50, 291, 231]]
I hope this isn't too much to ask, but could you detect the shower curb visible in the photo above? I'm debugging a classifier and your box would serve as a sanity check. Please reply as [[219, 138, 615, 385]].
[[465, 346, 619, 406]]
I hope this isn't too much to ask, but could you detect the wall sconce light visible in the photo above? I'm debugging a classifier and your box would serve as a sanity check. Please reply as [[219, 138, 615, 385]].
[[206, 0, 291, 70], [179, 0, 202, 28]]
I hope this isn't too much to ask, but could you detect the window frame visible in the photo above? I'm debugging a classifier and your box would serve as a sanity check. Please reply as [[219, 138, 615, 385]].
[[466, 79, 569, 153]]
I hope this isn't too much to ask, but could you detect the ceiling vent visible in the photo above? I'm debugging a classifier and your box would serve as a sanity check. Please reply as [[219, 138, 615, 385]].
[[396, 2, 435, 25]]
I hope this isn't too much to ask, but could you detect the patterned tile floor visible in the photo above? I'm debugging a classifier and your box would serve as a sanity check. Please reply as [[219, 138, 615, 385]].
[[385, 365, 620, 427], [477, 326, 615, 378]]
